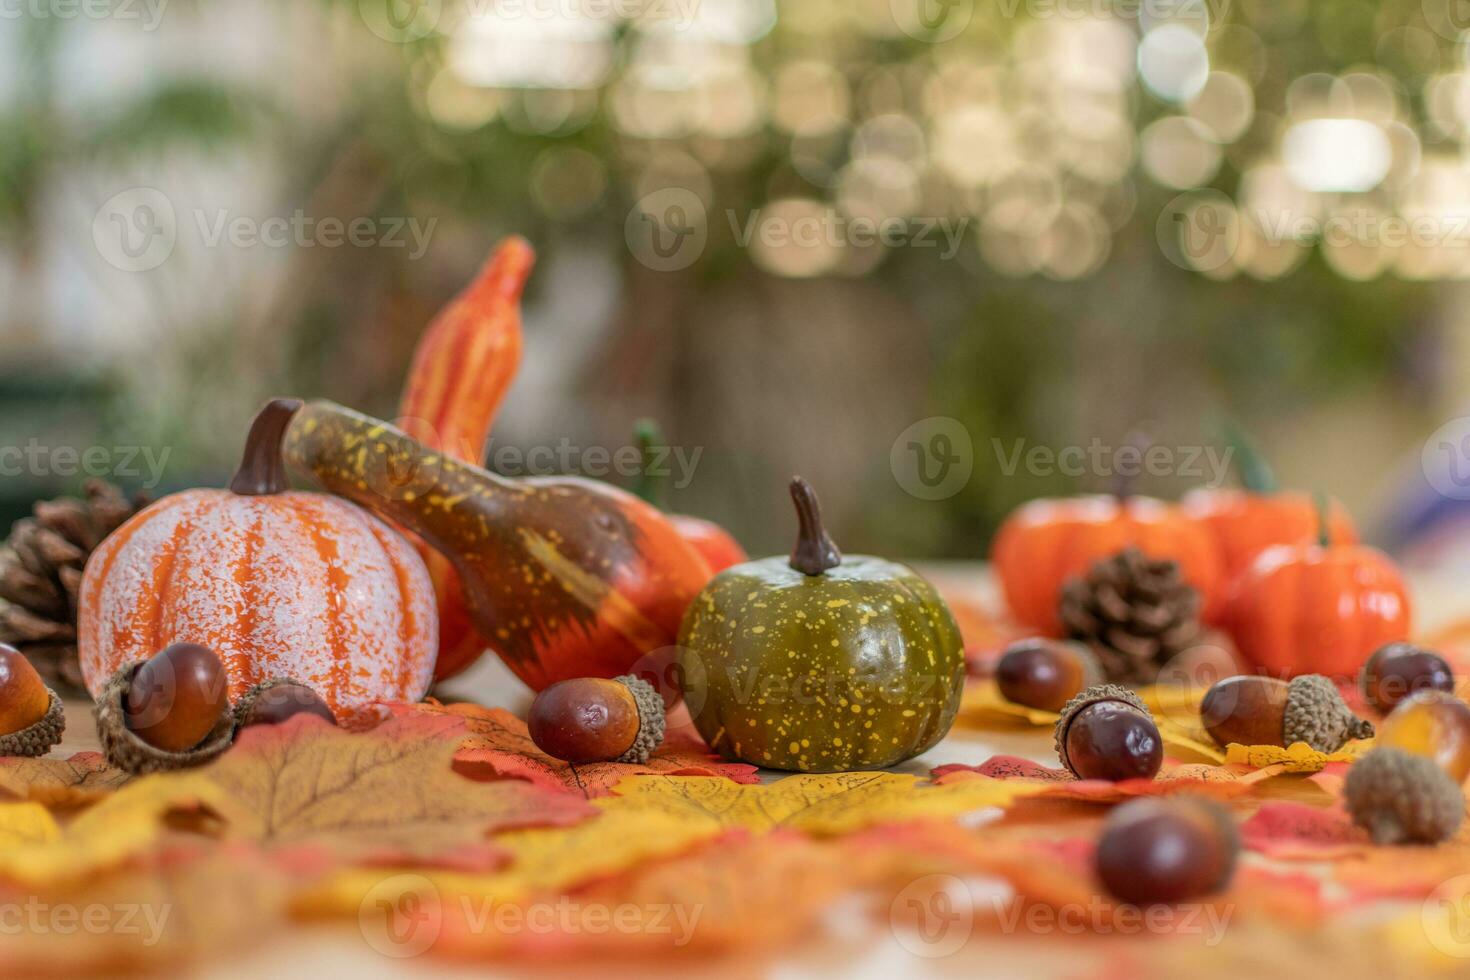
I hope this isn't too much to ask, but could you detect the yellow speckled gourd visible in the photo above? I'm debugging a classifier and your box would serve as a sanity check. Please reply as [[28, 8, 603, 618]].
[[677, 477, 965, 772]]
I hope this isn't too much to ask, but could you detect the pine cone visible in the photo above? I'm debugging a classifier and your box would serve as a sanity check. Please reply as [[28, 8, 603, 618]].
[[0, 480, 149, 693], [1058, 547, 1202, 685]]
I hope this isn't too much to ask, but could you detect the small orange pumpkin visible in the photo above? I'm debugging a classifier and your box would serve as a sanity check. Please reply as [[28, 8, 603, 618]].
[[1227, 537, 1410, 680], [992, 495, 1225, 634], [1184, 488, 1358, 581], [78, 399, 437, 722]]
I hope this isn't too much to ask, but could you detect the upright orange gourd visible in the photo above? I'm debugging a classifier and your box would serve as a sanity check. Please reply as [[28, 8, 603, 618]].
[[1182, 425, 1358, 580], [1227, 500, 1410, 679], [78, 400, 437, 722], [397, 237, 533, 681], [992, 495, 1224, 634]]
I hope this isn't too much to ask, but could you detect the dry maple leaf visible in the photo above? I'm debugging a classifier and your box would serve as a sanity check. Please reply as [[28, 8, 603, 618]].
[[0, 842, 290, 977], [398, 701, 759, 798], [187, 713, 595, 867], [0, 752, 130, 809], [932, 756, 1266, 802], [597, 771, 1044, 835]]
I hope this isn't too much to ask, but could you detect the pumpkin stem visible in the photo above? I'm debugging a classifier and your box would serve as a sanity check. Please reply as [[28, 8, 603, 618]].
[[632, 419, 665, 507], [1314, 491, 1331, 547], [230, 398, 303, 496], [788, 477, 841, 576], [1219, 418, 1276, 493], [1110, 429, 1152, 499]]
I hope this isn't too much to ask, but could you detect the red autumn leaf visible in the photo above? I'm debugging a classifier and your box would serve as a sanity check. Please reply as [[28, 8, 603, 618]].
[[934, 755, 1259, 802], [394, 701, 759, 798], [1238, 802, 1367, 859], [0, 752, 130, 808]]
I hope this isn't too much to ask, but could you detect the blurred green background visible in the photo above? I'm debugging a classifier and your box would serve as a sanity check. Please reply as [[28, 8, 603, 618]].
[[3, 0, 1469, 562]]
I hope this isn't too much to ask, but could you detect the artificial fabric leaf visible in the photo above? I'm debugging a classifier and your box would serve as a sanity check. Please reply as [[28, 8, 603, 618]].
[[190, 713, 595, 866], [293, 807, 727, 924], [0, 752, 130, 808], [1223, 740, 1366, 773], [433, 831, 861, 958], [399, 701, 759, 798], [0, 842, 290, 975], [956, 679, 1058, 727], [0, 801, 60, 847], [1238, 802, 1366, 858], [932, 755, 1268, 801], [598, 771, 1045, 835]]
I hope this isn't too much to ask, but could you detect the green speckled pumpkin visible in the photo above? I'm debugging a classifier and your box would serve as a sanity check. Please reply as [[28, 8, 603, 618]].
[[677, 478, 964, 772]]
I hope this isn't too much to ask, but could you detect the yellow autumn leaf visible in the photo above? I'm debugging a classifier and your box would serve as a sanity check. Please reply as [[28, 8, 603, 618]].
[[956, 680, 1058, 728], [0, 801, 60, 847], [1223, 740, 1367, 772], [294, 807, 721, 920], [0, 771, 222, 885], [597, 771, 1044, 835]]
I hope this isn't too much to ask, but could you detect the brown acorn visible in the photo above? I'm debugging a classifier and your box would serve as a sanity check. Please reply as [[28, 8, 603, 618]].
[[995, 639, 1102, 713], [1344, 747, 1465, 845], [528, 675, 665, 764], [1054, 684, 1163, 782], [1095, 796, 1239, 904], [1360, 642, 1455, 714], [234, 678, 337, 729], [95, 642, 236, 775], [1200, 675, 1373, 753], [0, 643, 64, 757]]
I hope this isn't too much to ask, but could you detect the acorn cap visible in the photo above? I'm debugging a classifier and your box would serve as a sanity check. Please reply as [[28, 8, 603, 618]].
[[0, 688, 65, 757], [95, 663, 236, 775], [232, 676, 337, 728], [1344, 747, 1465, 845], [1053, 683, 1152, 778], [1283, 674, 1374, 753], [612, 674, 665, 764]]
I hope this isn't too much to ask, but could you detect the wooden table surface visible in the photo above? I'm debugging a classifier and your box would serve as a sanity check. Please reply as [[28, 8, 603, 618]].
[[44, 564, 1470, 980]]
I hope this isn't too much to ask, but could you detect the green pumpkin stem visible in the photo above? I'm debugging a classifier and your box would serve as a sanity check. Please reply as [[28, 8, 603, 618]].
[[1314, 491, 1331, 547], [632, 419, 664, 507], [230, 398, 303, 496], [788, 477, 841, 576], [1220, 418, 1276, 493]]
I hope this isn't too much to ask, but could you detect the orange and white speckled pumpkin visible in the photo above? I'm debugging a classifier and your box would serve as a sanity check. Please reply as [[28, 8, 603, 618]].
[[78, 399, 437, 722]]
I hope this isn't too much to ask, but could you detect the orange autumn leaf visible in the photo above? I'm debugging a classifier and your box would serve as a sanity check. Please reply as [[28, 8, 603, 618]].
[[185, 713, 595, 868], [932, 756, 1268, 802], [0, 752, 130, 809], [0, 842, 290, 977], [430, 831, 861, 959], [396, 701, 759, 798], [1238, 802, 1369, 859]]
